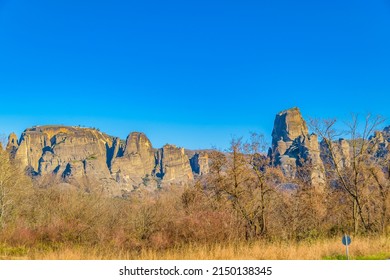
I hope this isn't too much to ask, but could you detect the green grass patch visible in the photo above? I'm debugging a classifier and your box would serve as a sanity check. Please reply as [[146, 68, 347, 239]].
[[86, 154, 98, 160], [0, 244, 29, 259], [323, 254, 348, 260], [355, 253, 390, 260]]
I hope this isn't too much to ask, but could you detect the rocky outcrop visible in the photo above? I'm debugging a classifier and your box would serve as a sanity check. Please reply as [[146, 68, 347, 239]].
[[370, 127, 390, 158], [14, 129, 48, 172], [301, 134, 326, 186], [270, 108, 325, 187], [14, 126, 114, 178], [272, 107, 309, 148], [111, 132, 156, 187], [7, 126, 201, 194], [6, 133, 19, 156], [189, 152, 209, 175], [338, 139, 351, 167], [156, 144, 194, 183], [123, 132, 156, 175], [62, 161, 85, 178]]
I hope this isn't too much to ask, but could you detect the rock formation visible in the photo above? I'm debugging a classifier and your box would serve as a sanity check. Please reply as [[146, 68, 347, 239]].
[[5, 109, 390, 195], [320, 138, 351, 169], [189, 152, 210, 175], [370, 127, 390, 158], [6, 125, 202, 195], [271, 107, 309, 148], [270, 107, 325, 187], [155, 144, 194, 183], [111, 132, 156, 188], [6, 133, 18, 156], [12, 126, 114, 178]]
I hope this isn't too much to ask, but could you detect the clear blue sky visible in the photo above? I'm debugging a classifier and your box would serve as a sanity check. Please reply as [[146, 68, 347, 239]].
[[1, 0, 389, 149]]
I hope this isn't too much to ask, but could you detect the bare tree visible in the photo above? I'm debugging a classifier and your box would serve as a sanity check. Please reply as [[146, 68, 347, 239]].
[[310, 114, 384, 235], [0, 147, 32, 228], [207, 135, 279, 240], [242, 133, 275, 236], [368, 148, 390, 235]]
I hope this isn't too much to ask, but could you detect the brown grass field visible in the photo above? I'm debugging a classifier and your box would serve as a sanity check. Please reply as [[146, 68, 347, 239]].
[[1, 236, 389, 260]]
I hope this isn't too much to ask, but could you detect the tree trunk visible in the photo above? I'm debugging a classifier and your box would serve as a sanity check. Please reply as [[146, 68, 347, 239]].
[[353, 200, 359, 235]]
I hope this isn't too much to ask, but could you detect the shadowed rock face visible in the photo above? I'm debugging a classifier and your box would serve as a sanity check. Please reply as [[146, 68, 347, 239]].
[[7, 126, 201, 194], [270, 108, 325, 187], [189, 152, 209, 175]]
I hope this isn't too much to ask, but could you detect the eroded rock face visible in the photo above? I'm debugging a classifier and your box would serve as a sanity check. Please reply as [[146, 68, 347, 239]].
[[370, 127, 390, 158], [270, 108, 325, 187], [15, 126, 113, 178], [15, 129, 49, 172], [272, 107, 309, 148], [62, 161, 85, 178], [336, 139, 351, 168], [8, 126, 201, 194], [300, 134, 326, 187], [189, 152, 209, 175], [6, 133, 18, 157], [156, 144, 194, 183], [123, 132, 156, 175], [320, 138, 352, 171], [111, 132, 156, 187]]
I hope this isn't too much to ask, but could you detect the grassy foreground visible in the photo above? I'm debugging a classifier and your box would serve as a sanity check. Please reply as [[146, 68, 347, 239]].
[[1, 237, 389, 260]]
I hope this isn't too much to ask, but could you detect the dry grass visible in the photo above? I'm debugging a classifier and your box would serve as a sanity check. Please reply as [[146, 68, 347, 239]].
[[136, 237, 390, 260], [2, 236, 389, 260]]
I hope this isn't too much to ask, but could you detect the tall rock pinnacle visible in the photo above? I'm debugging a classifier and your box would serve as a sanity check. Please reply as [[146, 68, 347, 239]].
[[270, 107, 325, 188]]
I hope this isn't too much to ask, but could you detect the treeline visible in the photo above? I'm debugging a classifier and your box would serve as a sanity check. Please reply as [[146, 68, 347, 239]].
[[0, 119, 389, 251]]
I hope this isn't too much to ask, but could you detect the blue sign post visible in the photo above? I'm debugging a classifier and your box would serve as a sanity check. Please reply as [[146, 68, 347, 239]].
[[342, 234, 352, 260]]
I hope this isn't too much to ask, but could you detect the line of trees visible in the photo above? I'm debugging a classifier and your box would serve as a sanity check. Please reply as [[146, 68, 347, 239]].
[[311, 115, 389, 235]]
